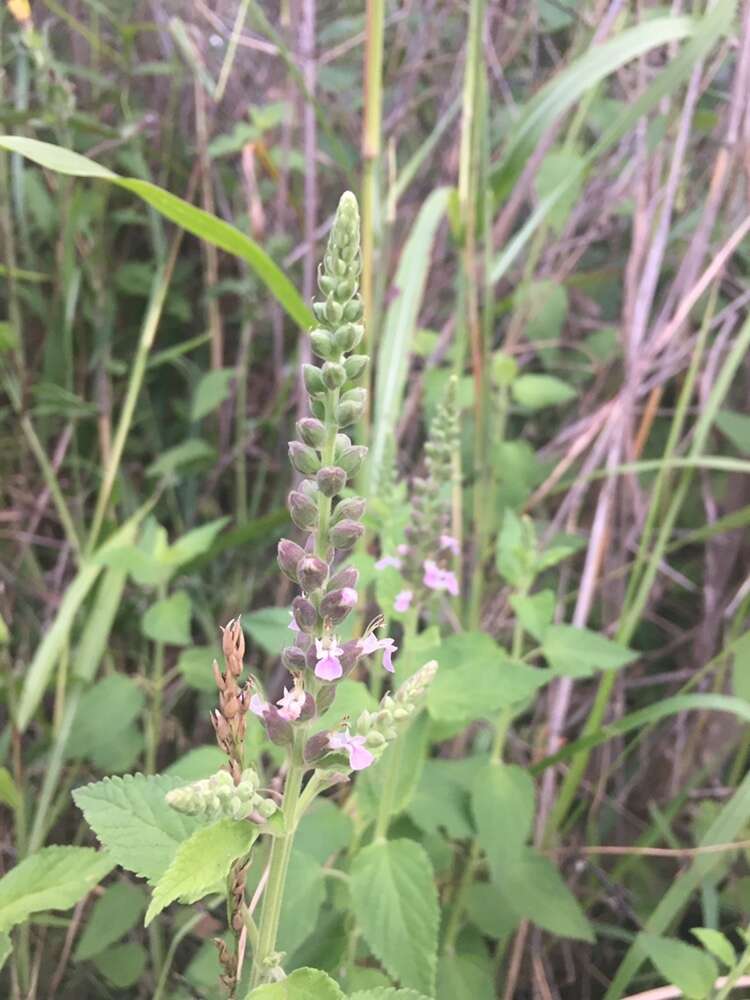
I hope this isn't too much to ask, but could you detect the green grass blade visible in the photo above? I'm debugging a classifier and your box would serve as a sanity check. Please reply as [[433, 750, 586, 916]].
[[0, 136, 313, 328]]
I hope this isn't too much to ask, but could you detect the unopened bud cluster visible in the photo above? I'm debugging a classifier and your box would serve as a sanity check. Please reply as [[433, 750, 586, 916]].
[[165, 767, 277, 822]]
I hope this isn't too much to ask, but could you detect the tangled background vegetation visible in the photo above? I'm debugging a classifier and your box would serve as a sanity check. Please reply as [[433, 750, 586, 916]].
[[3, 1, 750, 998]]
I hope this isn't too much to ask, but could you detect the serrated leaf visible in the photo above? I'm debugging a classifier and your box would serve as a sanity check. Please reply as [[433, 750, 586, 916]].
[[690, 927, 735, 967], [245, 967, 345, 999], [0, 847, 113, 932], [542, 625, 638, 677], [641, 934, 717, 999], [72, 773, 212, 884], [146, 819, 254, 925], [75, 881, 146, 960], [142, 591, 192, 645], [471, 763, 535, 871], [191, 370, 234, 421], [350, 839, 439, 995], [512, 373, 576, 411]]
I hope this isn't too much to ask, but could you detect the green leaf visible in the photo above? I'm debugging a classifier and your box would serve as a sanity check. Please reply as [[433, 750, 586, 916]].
[[314, 679, 378, 734], [641, 934, 717, 999], [427, 633, 547, 723], [492, 849, 593, 942], [471, 763, 535, 871], [165, 746, 227, 782], [75, 882, 146, 961], [509, 590, 555, 642], [0, 932, 11, 974], [0, 767, 20, 812], [276, 851, 325, 956], [66, 675, 145, 769], [142, 591, 192, 645], [356, 713, 429, 822], [146, 819, 254, 925], [295, 799, 354, 864], [350, 839, 439, 995], [72, 773, 212, 884], [166, 518, 229, 568], [731, 631, 750, 702], [407, 759, 474, 840], [244, 607, 292, 656], [542, 625, 638, 678], [716, 408, 750, 454], [0, 137, 313, 328], [512, 374, 576, 411], [146, 438, 216, 479], [437, 953, 496, 1000], [496, 509, 534, 588], [466, 883, 519, 940], [534, 151, 584, 234], [177, 645, 222, 692], [95, 544, 171, 589], [351, 990, 433, 1000], [91, 942, 147, 989], [73, 564, 132, 682], [370, 187, 450, 487], [245, 967, 345, 999], [514, 279, 568, 344], [192, 370, 235, 421], [690, 927, 735, 968], [0, 847, 113, 933]]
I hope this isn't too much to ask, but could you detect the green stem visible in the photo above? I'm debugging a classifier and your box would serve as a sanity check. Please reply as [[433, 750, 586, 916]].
[[146, 584, 167, 775], [250, 759, 305, 987], [714, 937, 750, 1000]]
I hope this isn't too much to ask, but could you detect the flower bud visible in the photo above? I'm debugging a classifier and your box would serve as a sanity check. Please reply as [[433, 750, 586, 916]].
[[256, 797, 277, 819], [310, 399, 325, 421], [316, 684, 337, 715], [328, 565, 359, 591], [282, 645, 307, 671], [331, 496, 366, 525], [320, 588, 357, 624], [277, 538, 306, 582], [296, 417, 326, 448], [321, 361, 346, 390], [365, 730, 387, 748], [344, 355, 368, 381], [288, 490, 318, 531], [334, 322, 364, 353], [297, 556, 328, 593], [288, 441, 320, 476], [335, 398, 365, 428], [336, 277, 357, 301], [343, 299, 363, 322], [316, 466, 347, 497], [330, 518, 364, 550], [325, 298, 344, 325], [310, 328, 337, 360], [302, 364, 326, 397], [292, 595, 318, 632], [264, 706, 293, 746], [318, 273, 336, 296], [304, 731, 333, 765], [337, 445, 367, 476]]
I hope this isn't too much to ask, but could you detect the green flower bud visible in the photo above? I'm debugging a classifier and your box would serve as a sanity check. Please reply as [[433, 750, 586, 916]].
[[335, 399, 364, 428], [318, 274, 336, 296], [288, 490, 319, 531], [329, 518, 364, 550], [331, 496, 366, 525], [288, 441, 320, 476], [325, 299, 344, 325], [316, 466, 347, 497], [310, 328, 337, 360], [365, 730, 386, 748], [312, 301, 328, 323], [296, 417, 326, 448], [336, 278, 357, 301], [343, 299, 363, 322], [333, 322, 364, 353], [256, 798, 277, 819], [302, 364, 326, 397], [337, 445, 368, 476], [322, 361, 347, 389], [344, 355, 368, 381]]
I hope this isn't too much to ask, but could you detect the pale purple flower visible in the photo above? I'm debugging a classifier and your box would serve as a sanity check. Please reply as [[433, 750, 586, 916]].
[[328, 729, 375, 771], [358, 632, 397, 673], [276, 686, 306, 721], [314, 636, 344, 680], [375, 555, 402, 571], [397, 543, 409, 556], [440, 534, 461, 556], [288, 610, 300, 633], [340, 587, 358, 607], [249, 693, 269, 717], [394, 589, 413, 613], [423, 559, 459, 597]]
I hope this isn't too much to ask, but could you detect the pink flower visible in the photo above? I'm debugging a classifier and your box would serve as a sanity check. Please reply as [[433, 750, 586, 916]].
[[276, 686, 306, 721], [249, 693, 269, 717], [423, 559, 459, 597], [314, 636, 344, 680], [394, 589, 413, 613], [358, 632, 397, 673], [340, 587, 358, 607], [397, 544, 409, 556], [440, 534, 461, 556], [288, 611, 300, 633], [375, 555, 402, 571], [328, 729, 375, 771]]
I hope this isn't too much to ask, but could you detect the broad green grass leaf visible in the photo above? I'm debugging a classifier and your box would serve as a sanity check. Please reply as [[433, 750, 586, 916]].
[[191, 369, 235, 421], [73, 564, 131, 682], [436, 953, 496, 1000], [534, 151, 584, 233], [276, 850, 325, 956], [641, 935, 717, 999], [92, 942, 147, 989], [72, 773, 211, 883], [716, 409, 750, 454], [350, 839, 439, 995], [0, 847, 113, 932], [145, 819, 254, 925], [512, 374, 576, 411], [0, 137, 313, 328], [493, 849, 593, 942], [542, 625, 638, 677], [67, 675, 145, 768], [245, 967, 345, 999], [244, 607, 292, 656], [75, 882, 146, 961], [370, 187, 450, 485], [142, 590, 192, 644], [471, 763, 535, 871], [690, 927, 735, 968]]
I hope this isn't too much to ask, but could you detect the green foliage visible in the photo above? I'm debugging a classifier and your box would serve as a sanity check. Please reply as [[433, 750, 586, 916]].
[[641, 934, 718, 999], [690, 927, 735, 968], [74, 882, 146, 961], [0, 847, 113, 933], [542, 625, 639, 677], [246, 968, 345, 999], [350, 840, 439, 995], [141, 591, 193, 644]]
